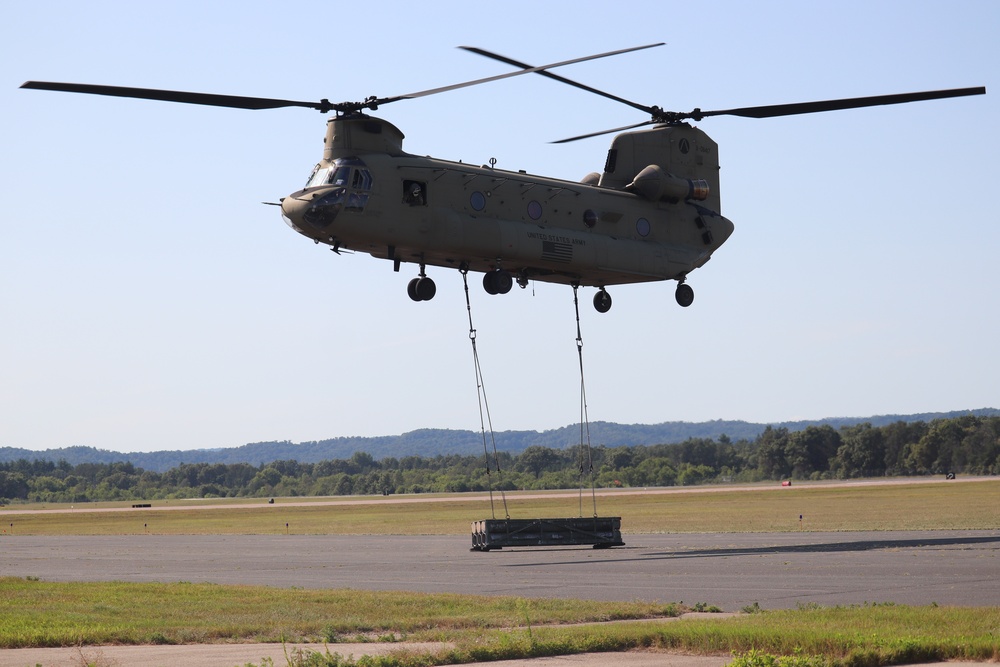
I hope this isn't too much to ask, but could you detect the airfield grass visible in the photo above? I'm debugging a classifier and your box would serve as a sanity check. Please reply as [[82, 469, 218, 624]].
[[2, 478, 998, 535], [0, 578, 675, 648], [2, 577, 999, 666], [4, 480, 999, 665]]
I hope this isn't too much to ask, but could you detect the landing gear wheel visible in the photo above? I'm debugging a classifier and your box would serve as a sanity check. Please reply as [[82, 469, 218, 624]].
[[483, 270, 513, 295], [483, 272, 498, 295], [408, 276, 436, 301], [494, 271, 512, 294], [675, 283, 694, 308], [593, 289, 612, 313], [415, 276, 436, 301]]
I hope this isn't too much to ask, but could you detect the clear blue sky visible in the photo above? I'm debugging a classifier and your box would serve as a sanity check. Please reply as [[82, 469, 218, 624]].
[[3, 1, 997, 453]]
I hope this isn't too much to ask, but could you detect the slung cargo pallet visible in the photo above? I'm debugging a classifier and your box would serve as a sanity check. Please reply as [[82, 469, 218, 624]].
[[471, 517, 625, 551]]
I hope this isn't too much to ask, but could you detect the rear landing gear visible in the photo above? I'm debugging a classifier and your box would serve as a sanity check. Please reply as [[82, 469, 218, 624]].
[[593, 288, 612, 313], [675, 282, 694, 308], [407, 265, 436, 301]]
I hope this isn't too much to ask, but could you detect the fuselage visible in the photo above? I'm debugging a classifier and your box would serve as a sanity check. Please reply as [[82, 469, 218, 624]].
[[280, 115, 734, 290]]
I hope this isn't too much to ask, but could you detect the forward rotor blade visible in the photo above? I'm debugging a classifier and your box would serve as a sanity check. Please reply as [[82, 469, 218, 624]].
[[691, 86, 986, 120], [22, 44, 669, 115], [459, 45, 662, 116], [377, 43, 666, 106], [20, 81, 339, 112]]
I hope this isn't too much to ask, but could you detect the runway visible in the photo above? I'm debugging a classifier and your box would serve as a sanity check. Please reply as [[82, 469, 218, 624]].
[[3, 530, 998, 609]]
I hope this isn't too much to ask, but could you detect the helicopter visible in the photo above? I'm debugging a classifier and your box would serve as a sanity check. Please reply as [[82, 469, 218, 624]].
[[21, 44, 984, 313]]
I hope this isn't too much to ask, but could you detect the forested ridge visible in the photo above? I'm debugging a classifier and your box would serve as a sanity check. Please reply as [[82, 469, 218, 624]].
[[3, 409, 997, 473], [2, 414, 998, 504]]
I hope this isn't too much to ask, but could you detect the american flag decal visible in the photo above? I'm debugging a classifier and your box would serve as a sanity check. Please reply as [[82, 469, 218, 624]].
[[542, 240, 573, 263]]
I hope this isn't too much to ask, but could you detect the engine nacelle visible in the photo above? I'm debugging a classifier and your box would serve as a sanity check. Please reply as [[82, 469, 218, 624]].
[[626, 164, 709, 202]]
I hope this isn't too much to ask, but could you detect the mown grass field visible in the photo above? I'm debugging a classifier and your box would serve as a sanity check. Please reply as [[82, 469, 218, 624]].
[[0, 579, 677, 647], [1, 578, 998, 666], [2, 478, 997, 535]]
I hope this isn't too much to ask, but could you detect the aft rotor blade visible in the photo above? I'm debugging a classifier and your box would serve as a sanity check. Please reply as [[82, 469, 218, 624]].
[[459, 45, 662, 116], [20, 81, 340, 112], [692, 87, 987, 120], [553, 120, 657, 144], [377, 43, 666, 106]]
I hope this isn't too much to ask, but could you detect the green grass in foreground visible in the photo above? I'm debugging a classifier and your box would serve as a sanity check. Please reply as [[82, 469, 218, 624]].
[[0, 578, 676, 648], [3, 579, 998, 667], [3, 479, 998, 535], [447, 605, 1000, 667]]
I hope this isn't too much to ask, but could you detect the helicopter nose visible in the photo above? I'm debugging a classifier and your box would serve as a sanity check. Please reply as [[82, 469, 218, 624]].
[[280, 192, 310, 233], [281, 187, 345, 234]]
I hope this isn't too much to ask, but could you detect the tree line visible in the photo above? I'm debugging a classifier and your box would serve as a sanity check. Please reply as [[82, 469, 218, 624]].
[[1, 415, 997, 504]]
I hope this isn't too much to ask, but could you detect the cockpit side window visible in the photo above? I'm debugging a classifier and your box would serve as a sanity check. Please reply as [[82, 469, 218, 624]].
[[330, 166, 351, 187], [352, 168, 373, 191]]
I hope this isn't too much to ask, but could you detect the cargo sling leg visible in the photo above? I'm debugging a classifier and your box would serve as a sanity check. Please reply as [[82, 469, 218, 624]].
[[471, 283, 624, 551]]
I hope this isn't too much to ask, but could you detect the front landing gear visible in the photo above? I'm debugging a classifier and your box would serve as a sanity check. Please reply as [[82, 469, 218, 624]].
[[407, 265, 436, 302], [483, 269, 513, 295], [675, 282, 694, 308]]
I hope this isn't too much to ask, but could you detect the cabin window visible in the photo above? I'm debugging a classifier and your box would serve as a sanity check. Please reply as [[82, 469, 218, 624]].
[[403, 180, 427, 206], [470, 191, 486, 211]]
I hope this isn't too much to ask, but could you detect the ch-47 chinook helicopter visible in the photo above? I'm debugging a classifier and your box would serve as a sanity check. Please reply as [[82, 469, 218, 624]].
[[22, 44, 985, 313]]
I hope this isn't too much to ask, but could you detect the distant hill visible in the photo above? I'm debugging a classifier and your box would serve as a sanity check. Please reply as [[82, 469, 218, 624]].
[[3, 409, 996, 472]]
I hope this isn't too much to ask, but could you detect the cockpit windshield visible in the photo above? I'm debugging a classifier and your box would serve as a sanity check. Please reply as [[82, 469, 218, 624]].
[[305, 157, 370, 190], [305, 164, 350, 188]]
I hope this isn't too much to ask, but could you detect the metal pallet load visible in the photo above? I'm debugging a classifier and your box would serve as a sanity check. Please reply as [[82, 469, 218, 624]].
[[471, 516, 625, 551]]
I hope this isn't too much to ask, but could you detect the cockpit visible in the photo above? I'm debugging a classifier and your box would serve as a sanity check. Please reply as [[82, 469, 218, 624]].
[[305, 156, 373, 191], [288, 157, 373, 230]]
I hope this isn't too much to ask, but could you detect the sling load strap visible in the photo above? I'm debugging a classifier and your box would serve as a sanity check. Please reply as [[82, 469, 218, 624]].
[[572, 284, 599, 518], [461, 267, 509, 520]]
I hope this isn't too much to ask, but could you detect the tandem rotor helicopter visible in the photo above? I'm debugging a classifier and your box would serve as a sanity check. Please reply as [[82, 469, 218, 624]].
[[22, 44, 985, 313]]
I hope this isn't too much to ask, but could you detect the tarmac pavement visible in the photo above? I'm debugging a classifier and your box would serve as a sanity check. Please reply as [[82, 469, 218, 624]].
[[3, 531, 998, 608]]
